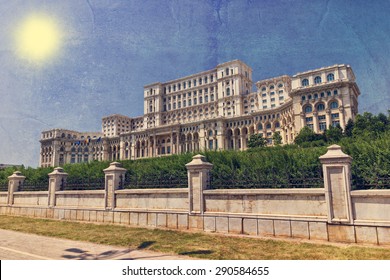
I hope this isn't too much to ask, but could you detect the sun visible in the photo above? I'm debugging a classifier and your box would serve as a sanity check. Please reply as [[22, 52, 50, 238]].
[[15, 14, 62, 62]]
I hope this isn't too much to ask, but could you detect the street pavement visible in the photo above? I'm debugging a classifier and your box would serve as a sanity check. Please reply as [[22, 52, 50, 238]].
[[0, 229, 194, 260]]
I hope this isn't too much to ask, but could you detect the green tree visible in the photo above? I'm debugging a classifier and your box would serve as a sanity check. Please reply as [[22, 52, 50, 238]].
[[344, 118, 354, 137], [294, 126, 324, 145], [326, 124, 343, 143], [272, 131, 282, 145], [247, 134, 267, 148]]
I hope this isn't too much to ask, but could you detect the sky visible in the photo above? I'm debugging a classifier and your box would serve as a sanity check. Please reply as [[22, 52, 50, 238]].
[[0, 0, 390, 167]]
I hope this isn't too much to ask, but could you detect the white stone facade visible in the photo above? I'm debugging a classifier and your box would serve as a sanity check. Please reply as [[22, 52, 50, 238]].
[[40, 60, 360, 167]]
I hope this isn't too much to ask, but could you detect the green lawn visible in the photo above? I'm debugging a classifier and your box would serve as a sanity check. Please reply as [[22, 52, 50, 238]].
[[0, 215, 390, 259]]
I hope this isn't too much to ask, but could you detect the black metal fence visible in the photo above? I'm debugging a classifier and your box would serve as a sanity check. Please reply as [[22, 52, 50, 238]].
[[352, 175, 390, 190], [19, 179, 49, 191], [63, 177, 105, 191], [0, 183, 8, 192], [209, 169, 324, 189], [121, 172, 188, 189]]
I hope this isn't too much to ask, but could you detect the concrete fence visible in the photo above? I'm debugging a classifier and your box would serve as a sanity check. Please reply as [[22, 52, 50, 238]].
[[1, 145, 390, 245]]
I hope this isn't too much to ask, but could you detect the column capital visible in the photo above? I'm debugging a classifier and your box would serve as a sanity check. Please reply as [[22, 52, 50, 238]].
[[185, 155, 213, 170], [319, 145, 352, 164]]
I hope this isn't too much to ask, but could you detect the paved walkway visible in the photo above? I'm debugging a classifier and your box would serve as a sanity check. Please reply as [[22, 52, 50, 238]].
[[0, 229, 194, 260]]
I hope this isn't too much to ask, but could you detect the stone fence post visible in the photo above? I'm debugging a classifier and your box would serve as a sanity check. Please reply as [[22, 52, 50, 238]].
[[185, 154, 213, 214], [7, 171, 25, 205], [48, 167, 68, 207], [103, 162, 126, 210], [319, 144, 353, 224]]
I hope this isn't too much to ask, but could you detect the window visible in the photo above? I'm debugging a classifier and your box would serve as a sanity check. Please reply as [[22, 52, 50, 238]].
[[279, 96, 284, 100], [314, 76, 322, 84], [306, 117, 313, 123], [262, 93, 267, 97], [194, 98, 197, 105], [199, 78, 202, 85], [332, 120, 340, 127], [205, 76, 208, 83], [211, 94, 214, 101], [208, 140, 213, 150], [210, 75, 213, 82], [258, 124, 263, 130], [270, 92, 275, 95], [205, 96, 208, 102], [302, 79, 309, 86], [226, 88, 230, 96], [270, 85, 274, 89], [262, 87, 266, 91], [225, 68, 229, 75], [331, 113, 339, 119], [319, 122, 327, 131], [302, 96, 306, 101], [278, 83, 283, 88], [183, 82, 186, 89], [314, 94, 318, 99], [330, 101, 338, 109], [193, 79, 196, 87], [320, 92, 325, 98], [318, 115, 326, 120], [304, 105, 313, 113], [271, 98, 275, 102], [327, 73, 335, 82], [263, 99, 267, 103], [266, 123, 271, 129], [183, 100, 186, 107], [199, 97, 203, 104], [275, 122, 280, 128], [188, 99, 192, 106], [317, 103, 325, 111], [334, 90, 338, 95]]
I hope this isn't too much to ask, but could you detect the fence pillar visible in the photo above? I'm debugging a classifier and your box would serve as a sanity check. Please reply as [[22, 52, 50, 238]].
[[186, 154, 213, 214], [48, 167, 68, 207], [103, 162, 126, 210], [319, 144, 353, 224], [7, 171, 25, 206]]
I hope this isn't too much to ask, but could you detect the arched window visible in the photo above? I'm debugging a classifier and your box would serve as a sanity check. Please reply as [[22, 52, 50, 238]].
[[330, 101, 338, 109], [301, 96, 306, 101], [317, 103, 325, 111], [302, 79, 309, 87], [275, 122, 280, 128], [262, 87, 266, 91], [314, 93, 318, 99], [314, 76, 322, 84], [258, 124, 263, 130], [327, 73, 334, 81], [304, 105, 313, 113], [266, 123, 271, 129]]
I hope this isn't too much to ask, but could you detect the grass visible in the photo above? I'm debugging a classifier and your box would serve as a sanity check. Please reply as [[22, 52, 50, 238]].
[[0, 215, 390, 260]]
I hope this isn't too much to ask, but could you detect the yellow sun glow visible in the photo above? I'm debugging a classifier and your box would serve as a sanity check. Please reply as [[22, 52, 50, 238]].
[[15, 14, 61, 62]]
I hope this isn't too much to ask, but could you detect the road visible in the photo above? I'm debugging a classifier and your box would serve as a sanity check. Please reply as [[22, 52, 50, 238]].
[[0, 229, 194, 260]]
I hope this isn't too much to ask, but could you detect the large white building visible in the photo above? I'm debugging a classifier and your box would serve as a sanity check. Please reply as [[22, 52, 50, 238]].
[[40, 60, 360, 167]]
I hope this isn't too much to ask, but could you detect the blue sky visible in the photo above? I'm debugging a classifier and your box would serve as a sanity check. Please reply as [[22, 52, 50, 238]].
[[0, 0, 389, 167]]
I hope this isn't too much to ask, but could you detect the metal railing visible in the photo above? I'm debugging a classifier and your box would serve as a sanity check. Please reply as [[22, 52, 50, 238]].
[[121, 172, 188, 189], [0, 183, 8, 192], [209, 169, 323, 189], [63, 177, 105, 191], [19, 179, 49, 191], [352, 175, 390, 190]]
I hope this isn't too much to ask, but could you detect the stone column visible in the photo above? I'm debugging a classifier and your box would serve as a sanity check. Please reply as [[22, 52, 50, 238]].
[[7, 171, 25, 206], [103, 162, 127, 210], [48, 167, 68, 207], [319, 145, 353, 224], [185, 155, 213, 214]]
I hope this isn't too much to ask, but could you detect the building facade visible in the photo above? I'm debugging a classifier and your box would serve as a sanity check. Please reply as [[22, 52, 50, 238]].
[[40, 60, 360, 167]]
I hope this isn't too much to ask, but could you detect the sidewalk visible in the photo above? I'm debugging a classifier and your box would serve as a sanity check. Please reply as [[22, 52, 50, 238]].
[[0, 229, 194, 260]]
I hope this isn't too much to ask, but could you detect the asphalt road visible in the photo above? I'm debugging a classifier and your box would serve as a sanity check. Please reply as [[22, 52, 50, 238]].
[[0, 229, 193, 260]]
